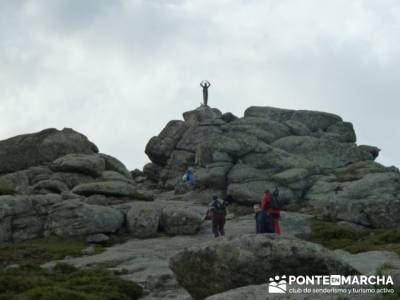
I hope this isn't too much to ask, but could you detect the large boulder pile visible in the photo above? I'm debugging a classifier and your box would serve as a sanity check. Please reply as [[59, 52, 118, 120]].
[[169, 234, 358, 299], [0, 128, 204, 243], [145, 105, 400, 228], [0, 128, 153, 242]]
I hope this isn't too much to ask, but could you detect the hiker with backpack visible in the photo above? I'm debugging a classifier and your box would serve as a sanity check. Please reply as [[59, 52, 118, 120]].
[[260, 186, 281, 234], [206, 195, 228, 237]]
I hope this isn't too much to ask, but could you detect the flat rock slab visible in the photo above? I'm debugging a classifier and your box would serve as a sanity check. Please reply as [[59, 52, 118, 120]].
[[335, 250, 400, 275], [43, 211, 312, 299], [204, 283, 376, 300]]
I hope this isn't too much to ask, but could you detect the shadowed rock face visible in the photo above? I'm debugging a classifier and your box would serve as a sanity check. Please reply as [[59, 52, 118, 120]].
[[145, 105, 400, 228], [145, 121, 189, 165], [0, 128, 98, 174]]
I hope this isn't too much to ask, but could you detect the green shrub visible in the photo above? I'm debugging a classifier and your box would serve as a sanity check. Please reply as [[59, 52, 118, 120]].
[[0, 264, 143, 300], [53, 263, 78, 274], [0, 237, 104, 268], [16, 287, 94, 300], [0, 188, 17, 195], [305, 220, 400, 255], [131, 191, 154, 201]]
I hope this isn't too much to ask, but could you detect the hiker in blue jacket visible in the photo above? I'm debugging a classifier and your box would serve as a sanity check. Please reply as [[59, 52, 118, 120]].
[[183, 167, 194, 183]]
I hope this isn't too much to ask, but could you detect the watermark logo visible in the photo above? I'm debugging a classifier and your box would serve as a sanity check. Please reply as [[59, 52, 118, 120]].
[[268, 275, 287, 293], [266, 275, 395, 295]]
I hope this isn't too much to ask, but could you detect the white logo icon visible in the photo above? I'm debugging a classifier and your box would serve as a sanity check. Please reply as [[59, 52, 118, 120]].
[[268, 275, 287, 293], [330, 275, 341, 286]]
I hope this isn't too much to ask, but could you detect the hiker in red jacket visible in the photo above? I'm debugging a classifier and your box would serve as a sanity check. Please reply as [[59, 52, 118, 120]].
[[260, 188, 281, 235]]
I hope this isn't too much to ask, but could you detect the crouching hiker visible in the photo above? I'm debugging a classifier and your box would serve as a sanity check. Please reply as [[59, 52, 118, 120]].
[[206, 195, 228, 238]]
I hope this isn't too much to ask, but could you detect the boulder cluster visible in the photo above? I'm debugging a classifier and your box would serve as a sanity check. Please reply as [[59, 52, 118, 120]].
[[145, 105, 400, 228], [0, 128, 201, 242]]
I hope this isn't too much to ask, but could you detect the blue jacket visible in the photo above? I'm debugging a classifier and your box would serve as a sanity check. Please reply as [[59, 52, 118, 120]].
[[184, 170, 194, 182]]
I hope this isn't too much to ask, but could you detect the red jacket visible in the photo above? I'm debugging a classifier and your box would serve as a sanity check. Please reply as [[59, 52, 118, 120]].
[[260, 193, 280, 216]]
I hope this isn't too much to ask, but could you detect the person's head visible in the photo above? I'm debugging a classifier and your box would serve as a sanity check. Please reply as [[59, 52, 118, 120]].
[[187, 167, 193, 172], [264, 189, 270, 194], [213, 195, 218, 200]]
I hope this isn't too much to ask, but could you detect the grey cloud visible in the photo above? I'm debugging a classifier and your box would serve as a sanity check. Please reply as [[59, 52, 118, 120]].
[[0, 0, 399, 170]]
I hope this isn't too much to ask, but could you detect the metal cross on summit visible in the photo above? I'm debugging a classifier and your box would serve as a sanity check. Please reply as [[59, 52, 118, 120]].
[[200, 80, 211, 106]]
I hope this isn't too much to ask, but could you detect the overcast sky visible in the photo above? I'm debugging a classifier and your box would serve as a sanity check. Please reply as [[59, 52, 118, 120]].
[[1, 0, 399, 170]]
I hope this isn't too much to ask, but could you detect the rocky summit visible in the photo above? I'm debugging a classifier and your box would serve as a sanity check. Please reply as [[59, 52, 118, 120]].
[[145, 105, 400, 228], [1, 106, 400, 300]]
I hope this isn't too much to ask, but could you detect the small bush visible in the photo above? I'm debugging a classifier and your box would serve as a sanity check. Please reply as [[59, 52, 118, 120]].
[[131, 191, 154, 201], [53, 263, 78, 274], [229, 203, 254, 217]]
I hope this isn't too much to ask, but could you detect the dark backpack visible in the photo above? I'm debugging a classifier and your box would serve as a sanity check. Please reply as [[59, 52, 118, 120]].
[[267, 188, 283, 209], [211, 199, 227, 215]]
